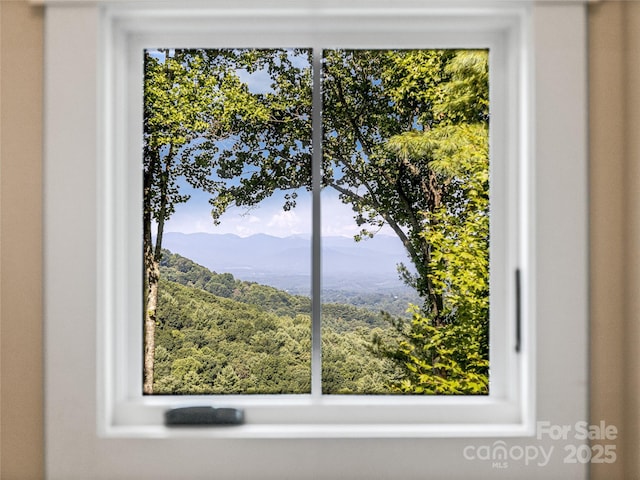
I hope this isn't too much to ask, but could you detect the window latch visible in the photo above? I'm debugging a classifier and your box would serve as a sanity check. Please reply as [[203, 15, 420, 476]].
[[515, 269, 522, 353], [165, 406, 244, 426]]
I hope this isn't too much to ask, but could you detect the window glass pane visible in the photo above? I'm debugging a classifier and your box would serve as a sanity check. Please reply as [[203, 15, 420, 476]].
[[143, 48, 313, 394], [142, 47, 489, 397], [321, 49, 490, 395]]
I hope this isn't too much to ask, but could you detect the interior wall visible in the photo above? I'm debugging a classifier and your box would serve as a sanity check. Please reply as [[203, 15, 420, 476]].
[[0, 1, 637, 479], [589, 1, 640, 478], [588, 2, 626, 478], [621, 2, 640, 477], [0, 1, 44, 479]]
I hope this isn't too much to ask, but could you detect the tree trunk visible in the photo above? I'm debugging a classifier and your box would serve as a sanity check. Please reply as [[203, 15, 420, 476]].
[[143, 244, 160, 394], [142, 143, 169, 394], [142, 148, 160, 394]]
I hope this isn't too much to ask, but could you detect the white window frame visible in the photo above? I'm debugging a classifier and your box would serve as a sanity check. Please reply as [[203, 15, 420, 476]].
[[43, 1, 589, 478], [112, 5, 521, 432]]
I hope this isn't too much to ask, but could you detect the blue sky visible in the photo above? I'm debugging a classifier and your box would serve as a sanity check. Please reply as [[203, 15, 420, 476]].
[[163, 183, 383, 238]]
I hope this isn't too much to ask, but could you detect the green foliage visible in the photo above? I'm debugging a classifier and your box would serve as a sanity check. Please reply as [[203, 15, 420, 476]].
[[154, 253, 399, 395], [204, 49, 313, 220], [154, 279, 312, 394], [321, 289, 420, 318], [144, 50, 253, 225], [377, 307, 488, 395], [323, 326, 402, 394], [374, 51, 490, 394], [435, 51, 489, 124]]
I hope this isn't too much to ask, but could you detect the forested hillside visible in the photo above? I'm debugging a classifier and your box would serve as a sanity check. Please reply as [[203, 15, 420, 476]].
[[154, 251, 401, 394]]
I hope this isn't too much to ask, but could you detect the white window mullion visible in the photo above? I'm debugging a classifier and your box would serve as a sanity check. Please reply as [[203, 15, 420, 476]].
[[311, 47, 324, 398]]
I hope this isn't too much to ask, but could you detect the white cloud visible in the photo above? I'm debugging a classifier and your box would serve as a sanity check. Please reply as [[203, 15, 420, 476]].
[[320, 192, 395, 238], [163, 185, 395, 238], [267, 210, 308, 234]]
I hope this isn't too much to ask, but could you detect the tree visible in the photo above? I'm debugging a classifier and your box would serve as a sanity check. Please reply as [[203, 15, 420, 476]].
[[375, 122, 490, 394], [203, 49, 313, 220], [362, 52, 490, 394], [143, 49, 275, 393], [207, 50, 488, 321]]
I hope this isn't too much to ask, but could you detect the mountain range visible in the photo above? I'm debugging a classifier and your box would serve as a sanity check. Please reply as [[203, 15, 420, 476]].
[[161, 232, 415, 294]]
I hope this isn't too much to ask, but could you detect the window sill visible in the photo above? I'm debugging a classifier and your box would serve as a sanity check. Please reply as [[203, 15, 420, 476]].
[[106, 394, 529, 438], [105, 421, 533, 440]]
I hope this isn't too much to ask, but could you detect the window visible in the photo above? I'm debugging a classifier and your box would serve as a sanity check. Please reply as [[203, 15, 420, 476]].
[[143, 47, 491, 397], [44, 1, 589, 478], [115, 3, 517, 428]]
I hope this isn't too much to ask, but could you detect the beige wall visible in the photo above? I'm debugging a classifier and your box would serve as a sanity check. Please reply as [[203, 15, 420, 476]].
[[589, 1, 640, 478], [0, 1, 637, 478], [0, 1, 44, 479]]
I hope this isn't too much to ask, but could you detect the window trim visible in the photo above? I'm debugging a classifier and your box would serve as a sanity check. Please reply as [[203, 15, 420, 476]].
[[44, 1, 589, 478]]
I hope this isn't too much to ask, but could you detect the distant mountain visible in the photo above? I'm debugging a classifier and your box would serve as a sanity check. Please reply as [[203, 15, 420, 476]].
[[160, 232, 415, 294], [159, 249, 391, 328]]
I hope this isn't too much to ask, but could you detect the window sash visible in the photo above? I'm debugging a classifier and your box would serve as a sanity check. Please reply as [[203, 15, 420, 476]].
[[93, 2, 529, 435], [141, 46, 488, 398]]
